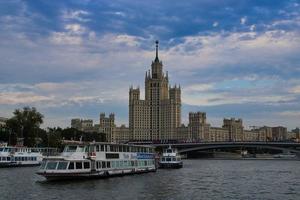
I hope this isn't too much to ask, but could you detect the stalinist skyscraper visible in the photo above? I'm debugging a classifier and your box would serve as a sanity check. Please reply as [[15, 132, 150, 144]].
[[129, 41, 181, 141]]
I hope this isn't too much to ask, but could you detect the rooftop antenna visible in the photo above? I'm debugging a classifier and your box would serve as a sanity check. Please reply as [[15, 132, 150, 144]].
[[155, 40, 159, 62]]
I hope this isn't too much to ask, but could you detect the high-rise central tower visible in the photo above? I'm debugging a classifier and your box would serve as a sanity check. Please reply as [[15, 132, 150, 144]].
[[129, 41, 181, 141]]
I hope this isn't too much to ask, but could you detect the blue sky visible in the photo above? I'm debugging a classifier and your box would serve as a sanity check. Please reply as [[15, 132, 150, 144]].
[[0, 0, 300, 130]]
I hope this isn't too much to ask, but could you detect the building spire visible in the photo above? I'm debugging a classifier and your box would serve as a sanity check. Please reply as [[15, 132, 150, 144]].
[[155, 40, 159, 62]]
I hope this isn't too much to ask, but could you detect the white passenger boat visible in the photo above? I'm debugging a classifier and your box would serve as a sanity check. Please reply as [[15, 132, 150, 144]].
[[159, 146, 183, 169], [0, 145, 44, 167], [273, 153, 297, 159], [37, 142, 156, 180]]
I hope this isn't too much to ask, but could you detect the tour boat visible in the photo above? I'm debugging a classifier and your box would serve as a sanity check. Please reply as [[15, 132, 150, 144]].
[[36, 142, 156, 181], [0, 145, 44, 167], [273, 153, 297, 159], [159, 146, 183, 169]]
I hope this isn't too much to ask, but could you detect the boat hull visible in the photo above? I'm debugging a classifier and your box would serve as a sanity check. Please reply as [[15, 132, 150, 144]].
[[37, 168, 156, 181], [159, 162, 183, 169]]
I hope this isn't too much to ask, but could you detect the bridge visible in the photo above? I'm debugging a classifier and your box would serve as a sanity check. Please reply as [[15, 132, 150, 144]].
[[132, 141, 300, 154]]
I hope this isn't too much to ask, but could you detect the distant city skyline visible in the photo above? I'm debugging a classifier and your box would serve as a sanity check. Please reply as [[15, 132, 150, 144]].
[[0, 0, 300, 129]]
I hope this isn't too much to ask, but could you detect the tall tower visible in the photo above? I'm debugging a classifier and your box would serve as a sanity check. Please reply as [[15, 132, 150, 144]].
[[129, 41, 181, 141]]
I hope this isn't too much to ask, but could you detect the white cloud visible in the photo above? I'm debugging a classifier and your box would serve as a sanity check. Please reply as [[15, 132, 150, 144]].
[[104, 11, 127, 17], [65, 24, 86, 34], [62, 10, 90, 22], [250, 24, 256, 31], [50, 24, 87, 45], [240, 16, 247, 25], [185, 83, 214, 92], [114, 11, 126, 17], [289, 85, 300, 94], [213, 21, 219, 27], [50, 32, 83, 45], [271, 16, 300, 27], [163, 30, 300, 72], [182, 92, 295, 106], [0, 92, 53, 105], [0, 80, 129, 108]]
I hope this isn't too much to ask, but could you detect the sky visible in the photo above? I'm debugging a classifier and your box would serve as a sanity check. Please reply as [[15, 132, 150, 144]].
[[0, 0, 300, 130]]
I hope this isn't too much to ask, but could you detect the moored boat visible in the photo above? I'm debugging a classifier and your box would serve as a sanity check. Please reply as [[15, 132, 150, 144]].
[[159, 146, 183, 169], [273, 153, 297, 159], [36, 142, 156, 181], [0, 145, 45, 167]]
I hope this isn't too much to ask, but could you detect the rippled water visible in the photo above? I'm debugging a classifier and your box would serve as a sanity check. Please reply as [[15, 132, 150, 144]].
[[0, 160, 299, 200]]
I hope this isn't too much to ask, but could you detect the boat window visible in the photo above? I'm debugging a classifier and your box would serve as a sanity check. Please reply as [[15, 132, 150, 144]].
[[166, 158, 171, 162], [96, 145, 100, 152], [84, 162, 90, 169], [110, 145, 115, 152], [57, 162, 68, 170], [0, 148, 3, 152], [89, 146, 95, 153], [40, 161, 47, 169], [105, 153, 119, 159], [68, 162, 75, 170], [102, 161, 106, 168], [66, 146, 77, 152], [107, 161, 111, 168], [46, 162, 58, 170], [2, 157, 6, 161], [100, 145, 104, 152], [172, 158, 176, 161], [162, 157, 165, 161], [7, 157, 10, 161], [97, 161, 101, 169], [77, 146, 84, 152], [111, 161, 116, 168], [144, 161, 147, 166], [167, 149, 172, 153], [76, 162, 82, 169]]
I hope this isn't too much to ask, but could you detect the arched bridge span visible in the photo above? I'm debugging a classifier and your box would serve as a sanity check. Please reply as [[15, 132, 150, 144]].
[[151, 142, 300, 154], [178, 144, 300, 154]]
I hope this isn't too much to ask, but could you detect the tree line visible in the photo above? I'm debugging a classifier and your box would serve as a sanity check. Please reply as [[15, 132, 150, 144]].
[[0, 107, 106, 148]]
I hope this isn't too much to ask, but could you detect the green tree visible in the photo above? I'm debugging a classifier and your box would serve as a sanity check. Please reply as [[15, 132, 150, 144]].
[[6, 107, 44, 147], [46, 127, 63, 149]]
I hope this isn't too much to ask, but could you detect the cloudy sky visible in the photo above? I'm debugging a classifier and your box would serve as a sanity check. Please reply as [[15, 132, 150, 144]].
[[0, 0, 300, 130]]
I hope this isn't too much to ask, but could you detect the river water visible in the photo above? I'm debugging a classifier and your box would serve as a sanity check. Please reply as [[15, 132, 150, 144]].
[[0, 159, 299, 200]]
